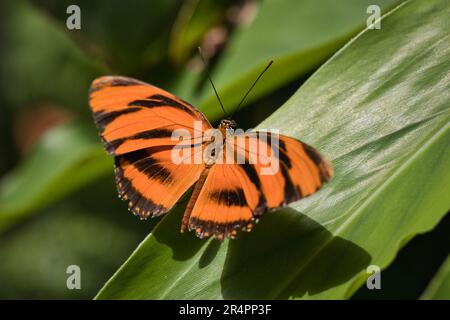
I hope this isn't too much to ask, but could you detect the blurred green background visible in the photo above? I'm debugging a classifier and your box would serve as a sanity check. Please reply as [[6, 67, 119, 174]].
[[0, 0, 448, 299]]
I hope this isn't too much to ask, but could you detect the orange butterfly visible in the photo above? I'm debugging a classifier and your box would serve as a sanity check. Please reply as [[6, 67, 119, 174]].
[[88, 68, 332, 240]]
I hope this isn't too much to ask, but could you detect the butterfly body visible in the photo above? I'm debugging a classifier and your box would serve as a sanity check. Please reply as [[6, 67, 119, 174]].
[[89, 76, 333, 240]]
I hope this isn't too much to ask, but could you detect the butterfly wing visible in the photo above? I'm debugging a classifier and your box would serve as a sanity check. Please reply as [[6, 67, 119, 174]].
[[233, 132, 333, 209], [185, 162, 264, 240], [89, 76, 210, 218], [89, 76, 211, 155], [187, 131, 333, 239]]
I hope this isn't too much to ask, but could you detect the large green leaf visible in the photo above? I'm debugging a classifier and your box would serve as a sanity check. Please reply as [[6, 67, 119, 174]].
[[0, 123, 110, 232], [195, 0, 402, 121], [95, 0, 450, 299], [421, 254, 450, 300]]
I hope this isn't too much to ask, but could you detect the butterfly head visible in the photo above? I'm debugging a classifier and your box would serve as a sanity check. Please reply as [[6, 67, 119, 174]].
[[219, 118, 236, 130], [218, 118, 237, 138]]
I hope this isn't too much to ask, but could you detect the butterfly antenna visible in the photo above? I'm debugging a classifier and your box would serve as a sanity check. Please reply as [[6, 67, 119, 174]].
[[234, 60, 273, 113], [197, 47, 228, 117]]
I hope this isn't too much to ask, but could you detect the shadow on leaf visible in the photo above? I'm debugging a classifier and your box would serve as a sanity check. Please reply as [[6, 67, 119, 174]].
[[152, 204, 207, 261], [220, 208, 371, 299], [152, 203, 371, 299]]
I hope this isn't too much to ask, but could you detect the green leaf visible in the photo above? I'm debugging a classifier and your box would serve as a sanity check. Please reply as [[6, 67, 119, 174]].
[[1, 0, 105, 113], [31, 0, 183, 76], [421, 254, 450, 300], [0, 123, 111, 232], [196, 0, 403, 121], [95, 0, 450, 299], [169, 0, 237, 65]]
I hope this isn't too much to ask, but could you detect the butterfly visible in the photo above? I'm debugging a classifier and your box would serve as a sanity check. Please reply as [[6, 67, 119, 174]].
[[88, 71, 332, 240]]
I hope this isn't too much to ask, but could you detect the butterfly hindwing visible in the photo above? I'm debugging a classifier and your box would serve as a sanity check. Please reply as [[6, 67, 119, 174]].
[[115, 146, 205, 218], [186, 162, 264, 239]]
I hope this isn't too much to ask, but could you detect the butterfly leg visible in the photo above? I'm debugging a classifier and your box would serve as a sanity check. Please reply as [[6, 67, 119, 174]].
[[180, 167, 210, 233]]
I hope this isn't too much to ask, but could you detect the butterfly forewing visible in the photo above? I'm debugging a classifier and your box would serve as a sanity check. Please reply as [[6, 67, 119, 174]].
[[89, 76, 211, 155]]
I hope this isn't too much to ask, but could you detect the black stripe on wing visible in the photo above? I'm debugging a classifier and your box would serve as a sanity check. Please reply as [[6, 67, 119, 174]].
[[129, 94, 197, 117], [105, 128, 174, 154]]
